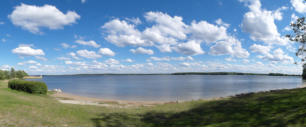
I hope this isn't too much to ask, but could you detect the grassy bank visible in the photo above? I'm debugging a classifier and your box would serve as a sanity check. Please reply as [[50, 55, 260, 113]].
[[1, 80, 306, 126]]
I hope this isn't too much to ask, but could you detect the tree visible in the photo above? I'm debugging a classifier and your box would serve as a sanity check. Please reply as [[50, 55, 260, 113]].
[[16, 70, 28, 79], [286, 17, 306, 79], [0, 70, 5, 80], [10, 68, 16, 79]]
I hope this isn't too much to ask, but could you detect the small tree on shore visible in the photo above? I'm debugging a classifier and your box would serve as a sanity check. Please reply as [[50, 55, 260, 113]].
[[286, 17, 306, 78]]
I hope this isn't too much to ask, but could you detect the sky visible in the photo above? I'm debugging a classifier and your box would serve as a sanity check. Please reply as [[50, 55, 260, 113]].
[[0, 0, 305, 75]]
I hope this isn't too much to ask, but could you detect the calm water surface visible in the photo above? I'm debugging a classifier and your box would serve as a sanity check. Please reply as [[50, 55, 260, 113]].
[[28, 75, 303, 101]]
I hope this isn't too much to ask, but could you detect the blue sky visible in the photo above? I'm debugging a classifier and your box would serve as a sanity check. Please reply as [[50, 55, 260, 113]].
[[0, 0, 305, 75]]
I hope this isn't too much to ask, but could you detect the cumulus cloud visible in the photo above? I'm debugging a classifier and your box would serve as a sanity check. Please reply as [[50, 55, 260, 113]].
[[102, 19, 148, 47], [35, 56, 48, 61], [101, 11, 248, 57], [130, 47, 154, 55], [99, 48, 115, 56], [75, 40, 100, 48], [65, 60, 86, 66], [210, 37, 249, 58], [105, 58, 120, 65], [261, 48, 294, 63], [240, 0, 288, 45], [173, 40, 204, 55], [57, 57, 71, 61], [291, 0, 306, 13], [9, 4, 80, 33], [18, 60, 41, 66], [69, 52, 80, 60], [249, 44, 271, 55], [188, 20, 228, 43], [124, 58, 133, 63], [76, 49, 101, 59], [250, 44, 294, 63], [142, 11, 187, 46], [12, 45, 45, 56], [61, 43, 76, 49], [148, 56, 193, 61]]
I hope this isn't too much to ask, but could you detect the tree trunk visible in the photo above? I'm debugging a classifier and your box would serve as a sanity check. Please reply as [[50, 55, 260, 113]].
[[303, 67, 306, 79]]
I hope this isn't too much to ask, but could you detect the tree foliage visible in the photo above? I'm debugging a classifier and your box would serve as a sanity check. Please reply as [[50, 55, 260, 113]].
[[286, 15, 306, 78], [286, 17, 306, 62], [0, 68, 28, 80]]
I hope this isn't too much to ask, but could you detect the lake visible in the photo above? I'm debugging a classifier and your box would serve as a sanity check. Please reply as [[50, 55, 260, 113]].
[[28, 75, 303, 101]]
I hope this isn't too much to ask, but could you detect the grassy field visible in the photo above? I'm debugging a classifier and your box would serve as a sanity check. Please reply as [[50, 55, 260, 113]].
[[1, 80, 306, 126]]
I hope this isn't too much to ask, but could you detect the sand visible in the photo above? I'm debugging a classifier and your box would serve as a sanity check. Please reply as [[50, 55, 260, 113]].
[[51, 92, 170, 108]]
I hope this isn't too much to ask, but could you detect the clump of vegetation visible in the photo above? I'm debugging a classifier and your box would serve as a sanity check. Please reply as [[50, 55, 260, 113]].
[[8, 80, 47, 94], [286, 16, 305, 78], [0, 68, 28, 80]]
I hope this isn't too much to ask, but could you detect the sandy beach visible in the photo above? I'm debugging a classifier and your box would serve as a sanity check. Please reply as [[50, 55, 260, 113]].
[[51, 91, 171, 108]]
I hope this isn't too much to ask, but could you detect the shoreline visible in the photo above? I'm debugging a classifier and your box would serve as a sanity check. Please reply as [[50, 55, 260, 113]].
[[51, 91, 173, 107], [51, 83, 306, 107]]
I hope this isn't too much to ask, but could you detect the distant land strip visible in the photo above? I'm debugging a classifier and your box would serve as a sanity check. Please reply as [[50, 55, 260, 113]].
[[39, 72, 301, 76]]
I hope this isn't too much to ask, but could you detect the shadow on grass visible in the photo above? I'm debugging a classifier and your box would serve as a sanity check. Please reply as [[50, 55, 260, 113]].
[[91, 88, 306, 126]]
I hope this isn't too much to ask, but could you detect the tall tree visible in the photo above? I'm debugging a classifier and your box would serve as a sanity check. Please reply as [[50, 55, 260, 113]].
[[287, 17, 306, 78], [10, 68, 16, 79]]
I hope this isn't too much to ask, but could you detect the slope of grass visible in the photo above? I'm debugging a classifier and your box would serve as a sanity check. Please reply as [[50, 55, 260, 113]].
[[1, 80, 306, 126]]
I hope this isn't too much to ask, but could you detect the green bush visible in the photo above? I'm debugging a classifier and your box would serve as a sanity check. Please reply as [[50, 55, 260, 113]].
[[8, 80, 47, 94]]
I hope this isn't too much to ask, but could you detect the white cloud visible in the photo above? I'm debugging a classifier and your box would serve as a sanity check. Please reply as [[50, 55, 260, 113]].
[[9, 4, 80, 33], [99, 48, 115, 56], [240, 0, 288, 45], [102, 19, 149, 47], [18, 60, 41, 66], [57, 57, 71, 61], [148, 56, 193, 61], [124, 58, 133, 63], [125, 17, 142, 25], [69, 52, 80, 60], [144, 12, 187, 40], [81, 0, 86, 3], [75, 40, 100, 48], [180, 62, 190, 67], [65, 60, 86, 66], [188, 20, 228, 43], [76, 49, 101, 59], [249, 44, 271, 55], [209, 37, 249, 58], [101, 12, 249, 57], [173, 40, 204, 55], [0, 65, 11, 70], [12, 45, 45, 56], [105, 58, 120, 65], [130, 47, 154, 55], [291, 0, 306, 13], [35, 56, 48, 61], [250, 45, 294, 63], [142, 11, 187, 47], [215, 18, 230, 28], [261, 48, 294, 63], [61, 43, 76, 49]]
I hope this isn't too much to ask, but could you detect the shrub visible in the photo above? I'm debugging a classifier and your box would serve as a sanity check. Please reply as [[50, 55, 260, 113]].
[[8, 80, 47, 94]]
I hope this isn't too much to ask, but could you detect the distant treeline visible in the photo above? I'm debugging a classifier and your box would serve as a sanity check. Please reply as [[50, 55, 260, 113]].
[[44, 72, 300, 76], [171, 72, 300, 76], [0, 68, 28, 80]]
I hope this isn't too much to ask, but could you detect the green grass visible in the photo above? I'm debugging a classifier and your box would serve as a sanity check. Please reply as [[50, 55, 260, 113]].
[[1, 80, 306, 126]]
